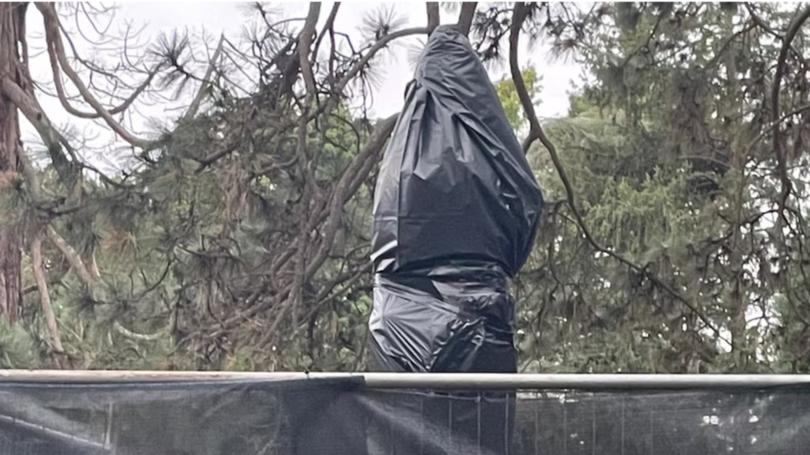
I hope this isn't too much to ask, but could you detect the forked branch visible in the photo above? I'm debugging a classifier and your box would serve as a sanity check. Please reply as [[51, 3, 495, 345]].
[[37, 3, 153, 149]]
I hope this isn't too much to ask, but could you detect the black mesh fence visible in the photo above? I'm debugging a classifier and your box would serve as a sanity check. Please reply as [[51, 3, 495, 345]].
[[0, 377, 808, 454]]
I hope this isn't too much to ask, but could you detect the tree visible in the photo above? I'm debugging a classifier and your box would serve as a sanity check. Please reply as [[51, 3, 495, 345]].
[[0, 2, 485, 370], [0, 2, 183, 364], [3, 2, 810, 375], [485, 2, 810, 373], [0, 4, 25, 324]]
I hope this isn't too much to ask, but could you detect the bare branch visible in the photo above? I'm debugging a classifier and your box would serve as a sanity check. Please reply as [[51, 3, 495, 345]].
[[31, 231, 66, 359], [0, 77, 84, 189], [46, 225, 96, 287], [427, 3, 440, 34], [1, 78, 65, 154], [37, 3, 152, 149], [335, 27, 429, 94], [304, 114, 397, 279], [457, 2, 477, 36], [313, 3, 340, 59], [771, 5, 810, 216], [202, 114, 397, 336], [744, 3, 808, 69], [113, 320, 165, 342], [182, 34, 225, 122], [509, 4, 539, 155], [746, 103, 810, 154], [298, 3, 321, 96], [45, 33, 160, 120]]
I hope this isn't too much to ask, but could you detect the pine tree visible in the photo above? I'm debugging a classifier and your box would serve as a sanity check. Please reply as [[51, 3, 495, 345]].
[[0, 4, 25, 324]]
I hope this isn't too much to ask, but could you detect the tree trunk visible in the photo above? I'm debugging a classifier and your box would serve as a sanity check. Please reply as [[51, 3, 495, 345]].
[[0, 4, 25, 324]]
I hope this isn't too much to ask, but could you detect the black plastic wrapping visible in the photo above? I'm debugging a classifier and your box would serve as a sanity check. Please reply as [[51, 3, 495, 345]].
[[2, 377, 810, 454], [369, 25, 543, 375], [367, 25, 543, 453]]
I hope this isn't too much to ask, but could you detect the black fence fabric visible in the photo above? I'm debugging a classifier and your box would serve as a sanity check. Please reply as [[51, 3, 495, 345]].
[[0, 377, 809, 454]]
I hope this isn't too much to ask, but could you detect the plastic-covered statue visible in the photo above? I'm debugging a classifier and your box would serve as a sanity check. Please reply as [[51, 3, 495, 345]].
[[368, 24, 544, 374]]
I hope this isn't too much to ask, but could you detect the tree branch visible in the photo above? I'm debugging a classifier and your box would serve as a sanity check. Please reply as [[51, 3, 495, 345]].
[[334, 27, 429, 95], [457, 2, 477, 36], [46, 225, 96, 287], [113, 320, 165, 342], [204, 114, 398, 337], [298, 3, 321, 97], [746, 103, 810, 154], [31, 231, 66, 360], [304, 114, 397, 279], [45, 33, 159, 120], [17, 148, 44, 203], [427, 3, 440, 34], [0, 77, 82, 187], [1, 78, 67, 155], [771, 5, 810, 216], [509, 4, 539, 155], [313, 3, 340, 60], [182, 34, 225, 123], [36, 3, 152, 149], [744, 3, 808, 69]]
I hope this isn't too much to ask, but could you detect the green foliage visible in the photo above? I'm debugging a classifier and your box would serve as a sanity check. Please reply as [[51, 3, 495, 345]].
[[6, 3, 810, 375], [514, 2, 810, 374], [495, 67, 541, 131], [0, 318, 39, 368]]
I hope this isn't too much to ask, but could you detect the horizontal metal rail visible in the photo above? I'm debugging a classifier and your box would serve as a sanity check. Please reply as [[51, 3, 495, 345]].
[[2, 370, 810, 390], [360, 373, 810, 390]]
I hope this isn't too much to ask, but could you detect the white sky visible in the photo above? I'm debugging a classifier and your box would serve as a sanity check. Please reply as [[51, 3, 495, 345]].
[[22, 2, 583, 172]]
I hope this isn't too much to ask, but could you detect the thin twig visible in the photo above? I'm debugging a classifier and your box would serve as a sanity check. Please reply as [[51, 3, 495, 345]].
[[182, 34, 225, 122]]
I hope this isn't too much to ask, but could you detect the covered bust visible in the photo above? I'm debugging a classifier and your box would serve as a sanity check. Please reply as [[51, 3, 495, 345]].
[[368, 24, 544, 374]]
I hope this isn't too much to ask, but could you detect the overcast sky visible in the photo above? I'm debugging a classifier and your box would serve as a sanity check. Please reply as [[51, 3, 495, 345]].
[[23, 2, 583, 172]]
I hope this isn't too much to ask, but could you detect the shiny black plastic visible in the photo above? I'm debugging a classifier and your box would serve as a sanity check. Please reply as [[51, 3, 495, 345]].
[[368, 24, 544, 374]]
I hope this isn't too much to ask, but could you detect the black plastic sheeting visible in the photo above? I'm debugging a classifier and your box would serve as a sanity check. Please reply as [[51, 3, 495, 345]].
[[369, 24, 543, 374], [1, 377, 810, 454]]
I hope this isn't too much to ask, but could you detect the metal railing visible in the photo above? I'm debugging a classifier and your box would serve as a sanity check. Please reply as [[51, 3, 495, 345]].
[[2, 370, 810, 389]]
